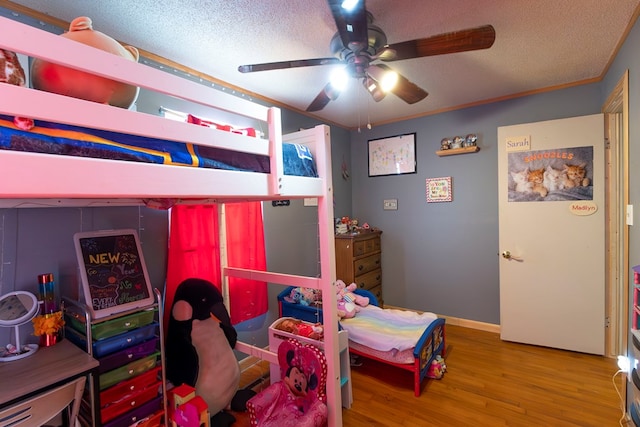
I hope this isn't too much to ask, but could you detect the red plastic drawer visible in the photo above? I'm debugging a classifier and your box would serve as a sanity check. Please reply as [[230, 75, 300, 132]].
[[101, 366, 161, 404], [101, 380, 161, 423]]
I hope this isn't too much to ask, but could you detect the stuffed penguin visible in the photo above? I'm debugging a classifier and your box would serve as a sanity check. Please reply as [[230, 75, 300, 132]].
[[166, 278, 252, 426]]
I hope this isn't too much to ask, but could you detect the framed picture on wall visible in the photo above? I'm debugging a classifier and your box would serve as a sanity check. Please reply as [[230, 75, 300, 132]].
[[426, 176, 453, 203], [368, 133, 417, 177]]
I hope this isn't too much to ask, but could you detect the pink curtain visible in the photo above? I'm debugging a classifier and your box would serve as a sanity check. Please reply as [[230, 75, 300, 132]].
[[164, 203, 267, 330]]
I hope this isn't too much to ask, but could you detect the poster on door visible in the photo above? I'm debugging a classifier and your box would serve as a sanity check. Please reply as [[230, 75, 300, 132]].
[[507, 146, 593, 202]]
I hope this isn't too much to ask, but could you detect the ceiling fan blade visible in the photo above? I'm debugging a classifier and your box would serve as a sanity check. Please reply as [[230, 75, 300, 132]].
[[306, 79, 344, 112], [238, 57, 342, 73], [383, 25, 496, 61], [306, 85, 333, 112], [375, 64, 428, 104], [327, 0, 369, 50]]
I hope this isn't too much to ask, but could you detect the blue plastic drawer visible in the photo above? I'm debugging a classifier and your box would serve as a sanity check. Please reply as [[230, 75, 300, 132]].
[[65, 322, 158, 358]]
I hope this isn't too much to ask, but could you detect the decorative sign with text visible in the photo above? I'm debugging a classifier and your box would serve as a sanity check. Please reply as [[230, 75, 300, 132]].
[[74, 229, 154, 319], [426, 177, 453, 203]]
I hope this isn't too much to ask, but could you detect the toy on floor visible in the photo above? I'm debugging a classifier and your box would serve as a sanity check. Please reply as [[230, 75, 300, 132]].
[[0, 49, 34, 130], [247, 339, 328, 427], [427, 355, 447, 379], [165, 278, 255, 427]]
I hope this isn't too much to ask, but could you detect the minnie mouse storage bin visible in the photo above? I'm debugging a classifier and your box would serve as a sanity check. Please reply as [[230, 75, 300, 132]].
[[268, 317, 352, 408]]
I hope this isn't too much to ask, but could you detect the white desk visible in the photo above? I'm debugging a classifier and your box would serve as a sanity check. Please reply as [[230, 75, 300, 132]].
[[0, 339, 98, 409]]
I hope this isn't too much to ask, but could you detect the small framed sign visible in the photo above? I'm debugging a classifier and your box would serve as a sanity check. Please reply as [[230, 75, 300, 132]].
[[74, 229, 154, 319], [426, 176, 453, 203]]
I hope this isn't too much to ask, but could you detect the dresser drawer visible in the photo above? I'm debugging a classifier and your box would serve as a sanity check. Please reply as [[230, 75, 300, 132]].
[[353, 237, 380, 257], [367, 285, 383, 303], [354, 253, 381, 276], [353, 269, 381, 291]]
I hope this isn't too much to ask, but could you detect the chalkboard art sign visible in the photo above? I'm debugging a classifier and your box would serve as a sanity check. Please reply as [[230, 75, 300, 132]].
[[74, 229, 154, 319]]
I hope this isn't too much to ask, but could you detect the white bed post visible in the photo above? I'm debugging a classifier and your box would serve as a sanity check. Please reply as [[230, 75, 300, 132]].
[[313, 125, 341, 427]]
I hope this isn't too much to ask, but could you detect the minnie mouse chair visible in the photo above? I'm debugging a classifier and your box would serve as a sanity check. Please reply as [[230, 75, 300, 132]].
[[247, 338, 328, 427]]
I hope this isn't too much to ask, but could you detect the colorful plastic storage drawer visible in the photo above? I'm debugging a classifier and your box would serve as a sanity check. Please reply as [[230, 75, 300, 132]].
[[100, 366, 161, 404], [99, 352, 159, 390], [98, 337, 158, 373], [67, 308, 156, 341], [101, 380, 161, 423], [65, 322, 158, 358], [103, 396, 162, 427]]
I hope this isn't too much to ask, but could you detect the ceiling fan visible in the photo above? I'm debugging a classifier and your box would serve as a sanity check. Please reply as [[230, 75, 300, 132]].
[[238, 0, 496, 112]]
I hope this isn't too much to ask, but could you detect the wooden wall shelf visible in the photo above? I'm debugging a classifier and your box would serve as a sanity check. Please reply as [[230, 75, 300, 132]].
[[436, 146, 480, 157]]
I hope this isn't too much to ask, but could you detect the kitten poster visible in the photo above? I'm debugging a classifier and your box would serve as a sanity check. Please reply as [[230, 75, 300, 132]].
[[507, 146, 593, 202]]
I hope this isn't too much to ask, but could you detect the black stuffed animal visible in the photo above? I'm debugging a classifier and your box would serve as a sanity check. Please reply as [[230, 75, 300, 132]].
[[166, 278, 254, 426]]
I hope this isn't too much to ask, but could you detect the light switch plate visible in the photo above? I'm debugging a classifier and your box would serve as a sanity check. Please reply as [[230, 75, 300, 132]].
[[383, 199, 398, 210], [627, 204, 634, 226]]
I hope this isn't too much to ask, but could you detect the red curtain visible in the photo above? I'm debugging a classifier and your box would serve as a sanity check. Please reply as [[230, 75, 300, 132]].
[[164, 203, 267, 330]]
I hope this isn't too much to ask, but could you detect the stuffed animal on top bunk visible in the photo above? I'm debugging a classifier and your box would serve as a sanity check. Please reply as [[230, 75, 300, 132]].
[[30, 16, 140, 109], [165, 278, 256, 427], [246, 339, 328, 427], [0, 49, 34, 131], [335, 280, 370, 319]]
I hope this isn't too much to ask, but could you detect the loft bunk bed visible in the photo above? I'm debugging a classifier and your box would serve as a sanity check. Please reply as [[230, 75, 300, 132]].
[[0, 15, 342, 427]]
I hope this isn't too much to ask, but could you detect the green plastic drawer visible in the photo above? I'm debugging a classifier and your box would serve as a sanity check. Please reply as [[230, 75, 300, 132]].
[[67, 308, 156, 341], [99, 352, 159, 390]]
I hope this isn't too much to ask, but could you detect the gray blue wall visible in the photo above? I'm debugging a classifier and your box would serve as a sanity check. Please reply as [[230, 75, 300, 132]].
[[348, 85, 602, 324]]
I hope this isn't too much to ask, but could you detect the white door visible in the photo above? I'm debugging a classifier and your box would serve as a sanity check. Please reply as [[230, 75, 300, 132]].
[[498, 114, 605, 355]]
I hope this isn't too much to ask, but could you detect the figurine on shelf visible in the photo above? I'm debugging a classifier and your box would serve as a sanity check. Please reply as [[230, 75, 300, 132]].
[[440, 138, 451, 150]]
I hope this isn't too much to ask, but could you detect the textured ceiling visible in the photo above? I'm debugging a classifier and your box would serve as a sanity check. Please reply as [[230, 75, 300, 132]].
[[4, 0, 640, 129]]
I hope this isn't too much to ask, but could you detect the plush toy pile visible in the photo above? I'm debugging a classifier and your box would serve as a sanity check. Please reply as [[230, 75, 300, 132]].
[[283, 287, 321, 307], [335, 279, 369, 319]]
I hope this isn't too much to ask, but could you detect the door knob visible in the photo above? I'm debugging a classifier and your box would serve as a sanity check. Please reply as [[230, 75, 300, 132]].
[[501, 250, 522, 261]]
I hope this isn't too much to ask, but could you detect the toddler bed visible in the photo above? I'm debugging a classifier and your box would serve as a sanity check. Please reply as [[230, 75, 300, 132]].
[[278, 286, 446, 397]]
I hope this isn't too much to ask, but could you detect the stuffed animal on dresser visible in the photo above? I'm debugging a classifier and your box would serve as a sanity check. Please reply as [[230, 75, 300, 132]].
[[166, 278, 255, 427], [0, 49, 34, 130]]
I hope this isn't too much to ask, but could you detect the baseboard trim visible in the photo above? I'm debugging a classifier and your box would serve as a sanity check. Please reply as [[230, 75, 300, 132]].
[[383, 304, 501, 334]]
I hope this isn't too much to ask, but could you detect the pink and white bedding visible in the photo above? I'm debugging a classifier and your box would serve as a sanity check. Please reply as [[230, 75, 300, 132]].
[[339, 305, 438, 352]]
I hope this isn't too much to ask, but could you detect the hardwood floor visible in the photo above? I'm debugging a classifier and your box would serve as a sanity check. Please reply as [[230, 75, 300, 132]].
[[231, 324, 626, 426], [343, 324, 625, 427]]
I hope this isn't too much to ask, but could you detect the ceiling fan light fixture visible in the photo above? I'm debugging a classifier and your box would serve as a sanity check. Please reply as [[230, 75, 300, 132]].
[[341, 0, 360, 12], [363, 77, 386, 102], [329, 67, 349, 92], [367, 65, 398, 92]]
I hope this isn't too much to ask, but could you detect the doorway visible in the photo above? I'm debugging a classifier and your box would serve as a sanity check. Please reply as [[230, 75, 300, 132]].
[[602, 70, 629, 359]]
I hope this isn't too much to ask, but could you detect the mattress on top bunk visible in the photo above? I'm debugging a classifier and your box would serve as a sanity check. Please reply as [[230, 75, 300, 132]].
[[0, 115, 318, 177]]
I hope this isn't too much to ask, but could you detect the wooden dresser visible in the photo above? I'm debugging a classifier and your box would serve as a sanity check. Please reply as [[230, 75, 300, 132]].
[[335, 230, 383, 306]]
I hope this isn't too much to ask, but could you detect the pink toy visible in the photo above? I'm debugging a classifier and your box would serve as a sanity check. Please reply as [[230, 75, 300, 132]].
[[335, 280, 369, 318], [427, 355, 447, 379], [247, 339, 328, 427]]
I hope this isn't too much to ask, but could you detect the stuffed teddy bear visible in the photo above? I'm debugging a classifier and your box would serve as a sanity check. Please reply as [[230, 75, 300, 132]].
[[335, 280, 369, 316], [0, 49, 34, 130], [336, 298, 356, 319], [166, 278, 255, 427]]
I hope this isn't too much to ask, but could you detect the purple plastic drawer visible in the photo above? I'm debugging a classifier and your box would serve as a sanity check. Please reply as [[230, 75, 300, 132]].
[[98, 337, 158, 373]]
